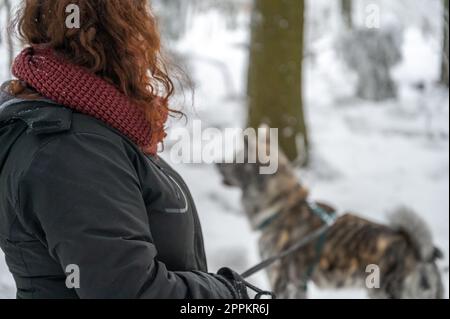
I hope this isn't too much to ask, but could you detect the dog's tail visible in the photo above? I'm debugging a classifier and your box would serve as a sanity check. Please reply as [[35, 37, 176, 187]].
[[388, 206, 437, 261]]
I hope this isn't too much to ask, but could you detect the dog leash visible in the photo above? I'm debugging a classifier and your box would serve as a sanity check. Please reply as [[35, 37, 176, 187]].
[[240, 202, 337, 280]]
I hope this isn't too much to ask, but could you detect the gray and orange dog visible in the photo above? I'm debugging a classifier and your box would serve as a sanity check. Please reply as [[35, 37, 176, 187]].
[[217, 137, 444, 299]]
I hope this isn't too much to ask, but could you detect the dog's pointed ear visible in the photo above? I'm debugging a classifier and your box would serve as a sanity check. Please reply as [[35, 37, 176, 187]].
[[243, 133, 250, 149], [433, 247, 444, 260], [242, 130, 258, 162]]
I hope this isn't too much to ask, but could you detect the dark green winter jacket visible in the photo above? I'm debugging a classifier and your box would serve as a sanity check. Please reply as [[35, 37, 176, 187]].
[[0, 90, 236, 299]]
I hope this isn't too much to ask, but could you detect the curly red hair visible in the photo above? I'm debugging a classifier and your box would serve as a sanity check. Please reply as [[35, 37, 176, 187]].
[[9, 0, 176, 130]]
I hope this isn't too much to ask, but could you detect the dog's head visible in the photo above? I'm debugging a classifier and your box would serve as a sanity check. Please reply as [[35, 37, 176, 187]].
[[216, 128, 304, 227]]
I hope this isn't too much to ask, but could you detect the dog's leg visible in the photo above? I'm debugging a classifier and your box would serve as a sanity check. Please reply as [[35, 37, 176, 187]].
[[271, 261, 309, 299], [275, 282, 308, 299]]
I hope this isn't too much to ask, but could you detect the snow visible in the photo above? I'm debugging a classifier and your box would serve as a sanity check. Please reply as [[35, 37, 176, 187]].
[[0, 0, 448, 299]]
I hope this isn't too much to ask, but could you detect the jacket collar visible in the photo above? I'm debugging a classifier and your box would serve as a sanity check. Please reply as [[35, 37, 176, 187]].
[[0, 91, 72, 135]]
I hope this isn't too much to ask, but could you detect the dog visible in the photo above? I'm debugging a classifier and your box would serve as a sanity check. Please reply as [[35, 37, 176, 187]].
[[217, 137, 444, 299]]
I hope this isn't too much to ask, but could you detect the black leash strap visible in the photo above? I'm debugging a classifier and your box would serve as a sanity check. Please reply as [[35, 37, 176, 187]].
[[240, 223, 332, 279]]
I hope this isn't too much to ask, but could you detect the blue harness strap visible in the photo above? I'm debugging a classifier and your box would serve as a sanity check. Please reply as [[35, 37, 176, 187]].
[[302, 202, 338, 291], [241, 202, 338, 282]]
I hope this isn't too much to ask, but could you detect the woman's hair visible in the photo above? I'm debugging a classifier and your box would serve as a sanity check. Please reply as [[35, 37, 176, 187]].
[[9, 0, 178, 124]]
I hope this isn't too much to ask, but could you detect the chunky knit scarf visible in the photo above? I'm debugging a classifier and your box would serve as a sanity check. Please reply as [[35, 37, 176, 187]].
[[12, 46, 168, 155]]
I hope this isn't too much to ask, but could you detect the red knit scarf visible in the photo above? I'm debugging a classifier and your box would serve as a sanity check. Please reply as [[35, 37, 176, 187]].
[[12, 46, 168, 155]]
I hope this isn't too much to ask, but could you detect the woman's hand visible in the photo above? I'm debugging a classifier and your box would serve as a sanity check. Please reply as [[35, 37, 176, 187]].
[[217, 268, 276, 299]]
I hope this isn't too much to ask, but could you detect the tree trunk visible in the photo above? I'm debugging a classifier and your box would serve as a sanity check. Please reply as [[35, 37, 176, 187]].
[[247, 0, 308, 164], [441, 0, 449, 87], [341, 0, 353, 29]]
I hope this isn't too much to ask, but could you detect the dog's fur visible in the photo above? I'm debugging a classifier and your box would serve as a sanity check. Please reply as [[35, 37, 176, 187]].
[[217, 138, 444, 299]]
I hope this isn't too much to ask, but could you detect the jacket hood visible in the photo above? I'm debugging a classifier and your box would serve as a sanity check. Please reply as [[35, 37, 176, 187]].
[[0, 89, 23, 171], [0, 87, 72, 171]]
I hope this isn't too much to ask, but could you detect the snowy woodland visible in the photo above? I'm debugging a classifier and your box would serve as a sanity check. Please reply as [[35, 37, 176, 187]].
[[0, 0, 449, 299]]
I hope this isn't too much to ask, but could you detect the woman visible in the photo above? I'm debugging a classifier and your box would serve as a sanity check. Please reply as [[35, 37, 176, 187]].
[[0, 0, 255, 299]]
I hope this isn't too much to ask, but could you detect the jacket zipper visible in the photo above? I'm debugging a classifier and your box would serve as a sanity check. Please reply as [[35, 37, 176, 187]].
[[146, 156, 189, 214]]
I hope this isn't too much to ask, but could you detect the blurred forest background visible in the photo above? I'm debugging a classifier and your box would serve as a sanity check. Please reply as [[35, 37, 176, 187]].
[[0, 0, 449, 298]]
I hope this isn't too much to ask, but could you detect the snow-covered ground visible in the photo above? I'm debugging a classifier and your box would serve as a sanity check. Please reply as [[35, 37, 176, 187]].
[[0, 0, 448, 299]]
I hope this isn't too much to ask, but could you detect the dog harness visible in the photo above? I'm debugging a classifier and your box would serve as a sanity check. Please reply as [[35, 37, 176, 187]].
[[241, 202, 338, 292]]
